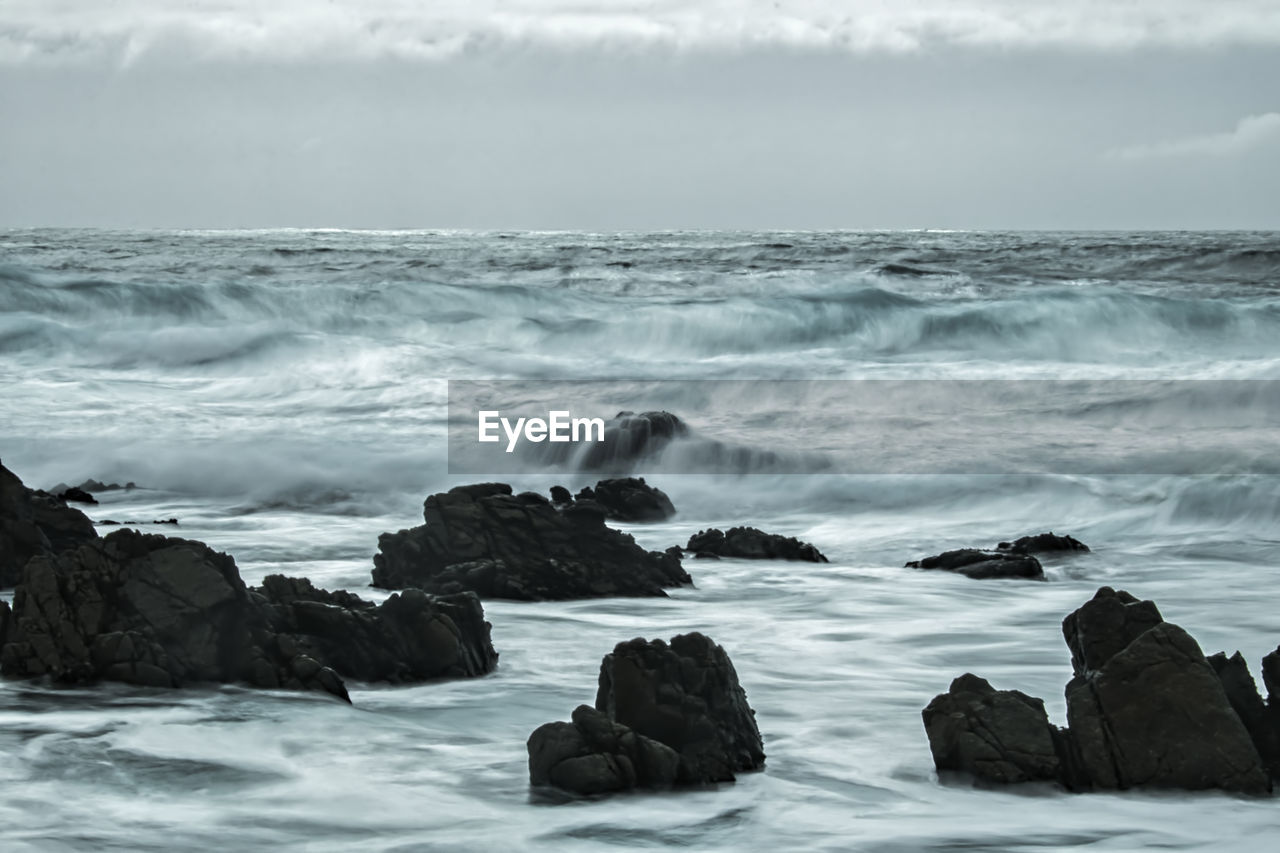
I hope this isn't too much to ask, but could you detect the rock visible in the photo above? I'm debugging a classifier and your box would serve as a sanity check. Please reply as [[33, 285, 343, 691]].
[[1061, 586, 1163, 675], [1064, 620, 1269, 794], [905, 548, 1043, 580], [1262, 646, 1280, 701], [596, 632, 765, 785], [1208, 651, 1280, 778], [0, 528, 498, 701], [922, 673, 1064, 784], [577, 477, 676, 522], [372, 483, 690, 600], [528, 705, 680, 795], [549, 485, 573, 505], [1, 460, 98, 588], [997, 532, 1090, 554], [686, 527, 827, 563], [576, 411, 688, 472], [925, 587, 1273, 795], [57, 486, 98, 505]]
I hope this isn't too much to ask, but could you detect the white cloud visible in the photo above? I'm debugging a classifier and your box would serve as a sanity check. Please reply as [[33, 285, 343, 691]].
[[3, 1, 1280, 65], [1108, 113, 1280, 160]]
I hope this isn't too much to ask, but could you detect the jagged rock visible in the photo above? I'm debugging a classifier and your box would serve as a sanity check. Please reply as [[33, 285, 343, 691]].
[[1208, 651, 1280, 778], [57, 486, 98, 505], [1, 460, 98, 588], [1064, 620, 1269, 794], [925, 587, 1274, 795], [1262, 646, 1280, 700], [596, 632, 765, 785], [1061, 586, 1163, 675], [0, 528, 497, 702], [686, 527, 827, 563], [254, 575, 497, 683], [997, 532, 1090, 554], [372, 483, 690, 600], [528, 705, 680, 795], [575, 477, 676, 522], [905, 548, 1042, 580], [922, 673, 1064, 784], [549, 485, 573, 505], [576, 411, 688, 471]]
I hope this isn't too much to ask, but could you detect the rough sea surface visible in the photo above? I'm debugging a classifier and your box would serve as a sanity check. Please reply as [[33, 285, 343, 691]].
[[1, 229, 1278, 850]]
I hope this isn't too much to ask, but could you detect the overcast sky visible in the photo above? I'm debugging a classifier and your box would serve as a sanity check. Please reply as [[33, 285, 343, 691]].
[[2, 1, 1278, 229]]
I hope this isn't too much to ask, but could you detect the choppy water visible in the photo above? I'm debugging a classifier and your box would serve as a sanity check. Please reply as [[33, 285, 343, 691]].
[[1, 229, 1278, 850]]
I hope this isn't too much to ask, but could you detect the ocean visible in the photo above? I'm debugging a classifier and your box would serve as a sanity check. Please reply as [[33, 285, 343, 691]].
[[1, 228, 1278, 850]]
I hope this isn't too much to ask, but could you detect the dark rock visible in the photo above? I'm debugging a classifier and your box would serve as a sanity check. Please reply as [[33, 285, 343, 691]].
[[528, 705, 680, 795], [595, 632, 765, 785], [0, 528, 497, 701], [549, 485, 573, 505], [1208, 651, 1280, 778], [905, 548, 1042, 580], [577, 411, 688, 472], [1061, 586, 1163, 676], [687, 527, 827, 563], [922, 673, 1063, 784], [1, 460, 98, 588], [57, 487, 98, 505], [997, 532, 1090, 554], [583, 477, 676, 522], [1064, 621, 1269, 794], [1262, 646, 1280, 701], [372, 483, 690, 600]]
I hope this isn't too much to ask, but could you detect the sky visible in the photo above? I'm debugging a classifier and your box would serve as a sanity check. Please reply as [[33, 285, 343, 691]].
[[1, 1, 1278, 229]]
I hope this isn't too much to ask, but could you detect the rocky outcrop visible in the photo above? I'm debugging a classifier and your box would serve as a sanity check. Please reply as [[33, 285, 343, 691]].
[[570, 477, 676, 522], [686, 527, 828, 563], [1206, 651, 1280, 779], [1, 460, 98, 588], [528, 705, 681, 795], [528, 632, 765, 796], [56, 486, 97, 505], [922, 674, 1065, 784], [905, 548, 1043, 580], [372, 483, 690, 600], [923, 587, 1274, 795], [0, 528, 497, 702], [576, 411, 688, 472]]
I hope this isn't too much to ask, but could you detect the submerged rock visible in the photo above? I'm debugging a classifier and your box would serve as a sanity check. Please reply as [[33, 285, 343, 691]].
[[1, 460, 98, 588], [372, 483, 690, 600], [571, 477, 676, 522], [997, 532, 1090, 554], [905, 548, 1043, 580], [686, 527, 828, 563], [924, 586, 1274, 795], [528, 632, 765, 796], [577, 411, 688, 472], [56, 486, 98, 505], [0, 528, 497, 701]]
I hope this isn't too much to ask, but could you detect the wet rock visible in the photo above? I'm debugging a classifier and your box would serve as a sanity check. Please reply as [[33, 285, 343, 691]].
[[926, 587, 1274, 795], [549, 485, 573, 506], [596, 632, 766, 785], [577, 477, 676, 522], [922, 674, 1063, 784], [372, 483, 690, 600], [1061, 586, 1163, 675], [905, 548, 1043, 580], [0, 528, 497, 702], [1064, 620, 1268, 794], [686, 527, 827, 563], [1, 460, 98, 588], [997, 532, 1090, 554], [528, 705, 680, 795], [1208, 651, 1280, 778], [57, 487, 98, 505], [576, 411, 688, 472]]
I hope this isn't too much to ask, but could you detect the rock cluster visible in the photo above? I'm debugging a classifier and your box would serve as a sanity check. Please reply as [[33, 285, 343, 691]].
[[0, 528, 497, 702], [1, 460, 98, 588], [528, 632, 766, 795], [686, 527, 828, 562], [906, 531, 1089, 580], [372, 483, 689, 600], [924, 587, 1275, 794]]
